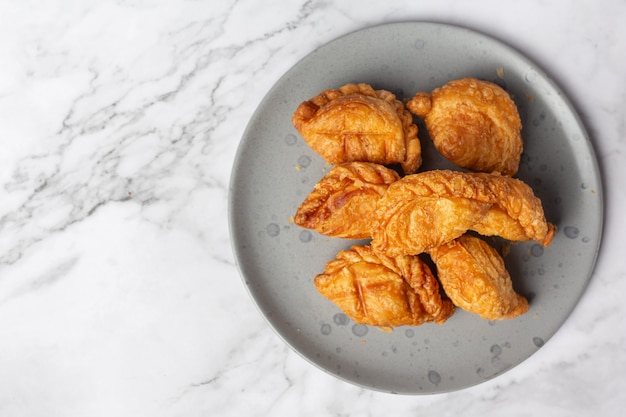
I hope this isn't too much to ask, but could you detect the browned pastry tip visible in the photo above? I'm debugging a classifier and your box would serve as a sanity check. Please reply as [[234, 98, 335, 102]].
[[405, 91, 432, 117]]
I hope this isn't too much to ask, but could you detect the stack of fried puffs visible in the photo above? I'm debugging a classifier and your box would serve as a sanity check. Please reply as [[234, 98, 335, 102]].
[[291, 79, 555, 330]]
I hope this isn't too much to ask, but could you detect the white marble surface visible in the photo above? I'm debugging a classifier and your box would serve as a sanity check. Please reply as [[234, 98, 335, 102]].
[[0, 0, 624, 415]]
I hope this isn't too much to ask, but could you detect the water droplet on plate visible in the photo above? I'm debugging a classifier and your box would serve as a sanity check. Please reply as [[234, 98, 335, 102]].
[[299, 230, 312, 243], [564, 226, 580, 239], [428, 370, 441, 386], [297, 155, 311, 168], [525, 69, 539, 84], [352, 324, 368, 337], [285, 133, 297, 145], [266, 223, 280, 237], [321, 323, 332, 335], [530, 244, 544, 257], [533, 337, 545, 347], [333, 313, 349, 326], [490, 344, 502, 357]]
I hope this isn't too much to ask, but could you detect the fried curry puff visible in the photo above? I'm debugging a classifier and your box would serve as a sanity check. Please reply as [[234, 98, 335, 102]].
[[294, 162, 400, 239], [292, 83, 421, 174], [407, 78, 523, 176], [314, 245, 455, 329], [430, 234, 529, 320], [371, 170, 555, 256]]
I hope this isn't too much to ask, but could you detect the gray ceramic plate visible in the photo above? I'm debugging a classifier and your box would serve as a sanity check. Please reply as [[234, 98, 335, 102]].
[[229, 22, 602, 394]]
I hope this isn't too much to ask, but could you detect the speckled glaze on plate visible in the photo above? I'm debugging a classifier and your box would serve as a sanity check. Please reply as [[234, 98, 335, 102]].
[[228, 22, 603, 394]]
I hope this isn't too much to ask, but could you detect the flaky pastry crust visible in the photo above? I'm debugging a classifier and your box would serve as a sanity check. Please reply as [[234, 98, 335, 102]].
[[407, 78, 522, 175], [371, 170, 555, 256], [292, 83, 421, 174], [429, 235, 529, 320], [294, 162, 400, 239], [314, 245, 455, 329]]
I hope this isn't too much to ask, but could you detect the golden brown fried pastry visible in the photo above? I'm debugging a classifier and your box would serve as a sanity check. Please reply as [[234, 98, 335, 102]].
[[471, 206, 530, 242], [429, 235, 529, 320], [473, 205, 555, 245], [314, 245, 455, 329], [474, 172, 556, 245], [292, 83, 421, 174], [294, 162, 400, 239], [407, 78, 522, 175], [371, 170, 555, 256]]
